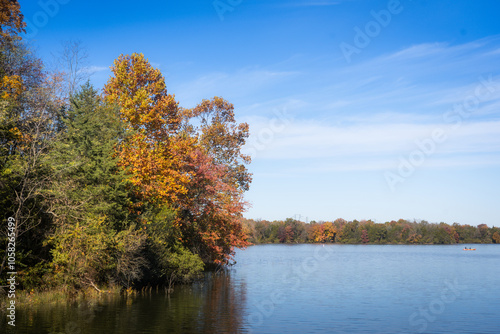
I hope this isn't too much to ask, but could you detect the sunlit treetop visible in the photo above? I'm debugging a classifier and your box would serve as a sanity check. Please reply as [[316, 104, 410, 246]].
[[0, 0, 25, 41], [104, 53, 181, 140]]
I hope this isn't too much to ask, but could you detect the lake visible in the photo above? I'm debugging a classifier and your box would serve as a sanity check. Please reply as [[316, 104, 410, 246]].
[[6, 244, 500, 333]]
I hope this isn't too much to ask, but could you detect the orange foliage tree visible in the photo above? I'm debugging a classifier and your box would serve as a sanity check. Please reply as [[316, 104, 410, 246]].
[[104, 53, 251, 266], [178, 97, 251, 264], [493, 231, 500, 244], [0, 0, 25, 41], [104, 53, 193, 206], [309, 221, 337, 243], [1, 0, 26, 104]]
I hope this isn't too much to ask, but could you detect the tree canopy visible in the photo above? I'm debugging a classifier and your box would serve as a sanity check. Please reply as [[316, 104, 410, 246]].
[[1, 2, 251, 293]]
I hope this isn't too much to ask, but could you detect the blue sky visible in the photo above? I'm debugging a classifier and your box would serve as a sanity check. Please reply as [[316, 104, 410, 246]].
[[19, 0, 500, 226]]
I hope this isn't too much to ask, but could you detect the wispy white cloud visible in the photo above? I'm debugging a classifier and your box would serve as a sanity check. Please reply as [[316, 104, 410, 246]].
[[175, 36, 500, 175], [174, 67, 301, 108], [484, 48, 500, 56], [245, 118, 500, 172], [384, 42, 450, 60], [381, 39, 489, 62], [306, 37, 500, 122]]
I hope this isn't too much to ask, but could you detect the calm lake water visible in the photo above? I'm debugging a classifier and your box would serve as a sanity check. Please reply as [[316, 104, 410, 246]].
[[5, 244, 500, 333]]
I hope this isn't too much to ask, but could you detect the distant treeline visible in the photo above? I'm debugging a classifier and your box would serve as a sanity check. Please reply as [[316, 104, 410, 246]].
[[242, 218, 500, 245]]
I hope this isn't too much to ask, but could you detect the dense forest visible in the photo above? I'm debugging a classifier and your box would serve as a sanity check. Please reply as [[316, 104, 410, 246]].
[[242, 218, 500, 245], [1, 1, 251, 293]]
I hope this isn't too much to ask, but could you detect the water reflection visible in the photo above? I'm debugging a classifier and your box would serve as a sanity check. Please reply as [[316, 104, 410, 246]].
[[8, 245, 500, 334], [10, 270, 247, 334]]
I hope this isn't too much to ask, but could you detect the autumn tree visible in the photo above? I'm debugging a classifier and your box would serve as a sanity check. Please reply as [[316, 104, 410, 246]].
[[174, 148, 250, 264], [104, 53, 251, 268], [476, 224, 491, 243], [309, 221, 336, 243], [309, 223, 325, 243], [172, 97, 252, 263], [492, 231, 500, 244], [0, 0, 24, 42], [360, 229, 369, 244], [0, 0, 25, 102], [103, 54, 204, 282], [104, 53, 192, 207], [185, 97, 252, 192], [1, 0, 27, 164], [0, 3, 66, 281]]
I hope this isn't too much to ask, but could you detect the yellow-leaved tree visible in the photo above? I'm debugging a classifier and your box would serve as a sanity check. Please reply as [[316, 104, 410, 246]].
[[104, 53, 194, 206]]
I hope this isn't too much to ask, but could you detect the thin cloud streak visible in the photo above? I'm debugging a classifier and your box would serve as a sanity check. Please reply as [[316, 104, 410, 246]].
[[245, 119, 500, 169], [174, 68, 301, 108]]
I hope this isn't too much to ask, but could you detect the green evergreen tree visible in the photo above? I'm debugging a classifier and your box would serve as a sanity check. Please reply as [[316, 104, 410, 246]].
[[44, 83, 146, 290]]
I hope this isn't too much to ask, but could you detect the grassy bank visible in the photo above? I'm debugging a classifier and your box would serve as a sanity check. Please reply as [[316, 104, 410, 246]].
[[0, 285, 124, 310]]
